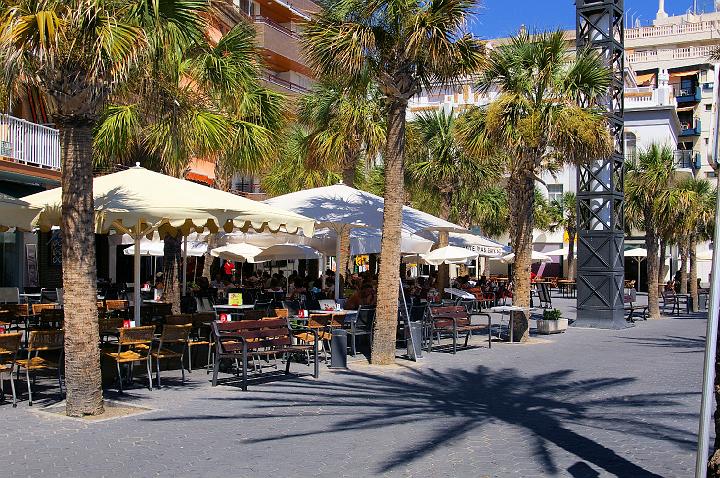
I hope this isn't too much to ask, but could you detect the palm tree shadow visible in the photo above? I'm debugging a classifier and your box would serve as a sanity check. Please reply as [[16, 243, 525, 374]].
[[145, 365, 695, 476]]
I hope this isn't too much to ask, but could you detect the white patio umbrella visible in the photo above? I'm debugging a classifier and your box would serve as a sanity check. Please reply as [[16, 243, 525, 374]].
[[422, 246, 478, 266], [624, 247, 647, 290], [544, 247, 575, 257], [698, 249, 714, 261], [0, 193, 41, 231], [495, 251, 552, 264], [122, 239, 207, 257], [254, 243, 322, 262], [24, 165, 315, 322], [264, 183, 469, 299]]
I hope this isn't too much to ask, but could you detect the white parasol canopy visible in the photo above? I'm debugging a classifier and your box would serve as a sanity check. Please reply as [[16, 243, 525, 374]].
[[422, 246, 478, 266], [264, 184, 469, 299], [24, 165, 315, 236], [123, 239, 207, 257], [23, 165, 315, 322], [544, 247, 575, 257], [254, 244, 322, 262], [210, 243, 265, 263], [0, 193, 41, 231], [624, 247, 647, 258], [447, 232, 507, 257], [495, 251, 552, 264]]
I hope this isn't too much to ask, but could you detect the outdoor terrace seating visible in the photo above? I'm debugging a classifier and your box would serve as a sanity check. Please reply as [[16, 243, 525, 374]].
[[151, 324, 192, 387], [0, 332, 21, 407], [102, 326, 154, 392]]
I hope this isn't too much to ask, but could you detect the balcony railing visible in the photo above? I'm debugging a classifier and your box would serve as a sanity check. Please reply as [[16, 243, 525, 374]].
[[627, 45, 715, 65], [252, 15, 298, 38], [627, 21, 720, 40], [674, 150, 701, 170], [680, 119, 702, 137], [0, 114, 60, 169], [263, 71, 310, 93]]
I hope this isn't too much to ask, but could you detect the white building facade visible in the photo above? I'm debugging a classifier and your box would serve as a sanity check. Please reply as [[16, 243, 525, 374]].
[[407, 2, 720, 286]]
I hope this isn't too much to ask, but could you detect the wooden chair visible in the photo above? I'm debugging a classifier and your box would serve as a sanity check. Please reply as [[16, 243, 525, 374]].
[[33, 308, 64, 330], [151, 324, 192, 387], [98, 317, 124, 344], [31, 303, 57, 315], [190, 313, 213, 372], [0, 332, 21, 406], [102, 326, 154, 392], [16, 330, 64, 406], [164, 314, 192, 326]]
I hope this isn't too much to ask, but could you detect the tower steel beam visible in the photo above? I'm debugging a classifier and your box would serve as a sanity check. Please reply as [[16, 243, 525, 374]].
[[574, 0, 629, 328]]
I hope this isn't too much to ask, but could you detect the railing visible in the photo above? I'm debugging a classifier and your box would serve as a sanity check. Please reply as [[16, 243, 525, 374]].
[[627, 45, 715, 64], [0, 114, 60, 169], [674, 150, 701, 170], [263, 71, 310, 93], [627, 21, 720, 40], [252, 15, 298, 38]]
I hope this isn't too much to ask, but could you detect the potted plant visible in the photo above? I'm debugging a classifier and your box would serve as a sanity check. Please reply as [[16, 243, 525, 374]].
[[536, 308, 568, 334]]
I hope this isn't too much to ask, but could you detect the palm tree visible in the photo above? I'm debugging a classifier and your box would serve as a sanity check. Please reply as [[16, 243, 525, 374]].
[[302, 0, 484, 364], [0, 0, 210, 417], [625, 144, 677, 319], [664, 177, 715, 312], [94, 19, 285, 313], [458, 30, 612, 341], [407, 107, 498, 289], [551, 192, 577, 279]]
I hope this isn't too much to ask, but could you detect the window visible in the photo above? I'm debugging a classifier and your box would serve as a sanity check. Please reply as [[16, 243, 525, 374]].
[[547, 184, 563, 203], [706, 104, 713, 111], [624, 132, 637, 161], [234, 0, 255, 15]]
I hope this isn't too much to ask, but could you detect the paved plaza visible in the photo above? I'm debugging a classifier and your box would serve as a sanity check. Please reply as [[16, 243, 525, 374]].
[[0, 297, 708, 477]]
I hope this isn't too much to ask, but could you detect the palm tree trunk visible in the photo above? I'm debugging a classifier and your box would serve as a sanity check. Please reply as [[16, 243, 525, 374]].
[[680, 243, 688, 294], [336, 162, 357, 297], [436, 192, 453, 291], [567, 229, 576, 279], [371, 100, 406, 364], [659, 239, 668, 285], [202, 234, 218, 279], [645, 212, 660, 319], [689, 236, 698, 313], [508, 173, 535, 342], [163, 235, 182, 314], [59, 124, 104, 417]]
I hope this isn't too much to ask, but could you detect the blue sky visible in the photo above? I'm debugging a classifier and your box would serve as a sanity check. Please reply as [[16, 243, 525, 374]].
[[471, 0, 718, 39]]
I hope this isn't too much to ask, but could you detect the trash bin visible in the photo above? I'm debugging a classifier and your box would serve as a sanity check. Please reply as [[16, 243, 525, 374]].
[[406, 321, 424, 360], [330, 328, 348, 369]]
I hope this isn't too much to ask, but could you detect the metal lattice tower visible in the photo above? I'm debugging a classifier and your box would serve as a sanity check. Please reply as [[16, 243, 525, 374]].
[[574, 0, 628, 328]]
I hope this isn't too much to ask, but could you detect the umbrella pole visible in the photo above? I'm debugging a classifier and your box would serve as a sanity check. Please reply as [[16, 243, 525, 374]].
[[335, 233, 341, 301], [134, 221, 141, 324], [182, 235, 188, 295]]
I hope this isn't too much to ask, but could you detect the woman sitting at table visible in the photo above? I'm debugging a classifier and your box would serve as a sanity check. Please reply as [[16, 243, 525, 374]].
[[345, 282, 376, 310]]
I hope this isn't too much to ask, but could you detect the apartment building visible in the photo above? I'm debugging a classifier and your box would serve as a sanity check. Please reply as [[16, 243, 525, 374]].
[[408, 2, 720, 285], [0, 92, 61, 290], [208, 0, 320, 197]]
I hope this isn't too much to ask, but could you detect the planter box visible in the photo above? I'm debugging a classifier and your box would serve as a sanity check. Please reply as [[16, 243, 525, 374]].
[[536, 318, 568, 335]]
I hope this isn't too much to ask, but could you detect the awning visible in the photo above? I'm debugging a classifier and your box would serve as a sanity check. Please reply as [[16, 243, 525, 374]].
[[670, 70, 699, 81], [635, 73, 656, 86], [676, 106, 695, 112], [185, 171, 214, 186]]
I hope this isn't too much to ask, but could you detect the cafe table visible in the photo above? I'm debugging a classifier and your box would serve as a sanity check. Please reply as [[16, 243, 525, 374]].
[[490, 306, 534, 343]]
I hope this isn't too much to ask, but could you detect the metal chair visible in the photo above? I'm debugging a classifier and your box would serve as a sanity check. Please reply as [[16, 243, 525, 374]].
[[346, 306, 376, 356], [0, 332, 21, 406], [151, 324, 192, 387], [102, 326, 154, 392], [16, 330, 64, 406]]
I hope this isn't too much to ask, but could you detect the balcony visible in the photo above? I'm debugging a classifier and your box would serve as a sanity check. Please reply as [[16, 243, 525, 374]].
[[674, 150, 701, 170], [252, 15, 303, 66], [0, 114, 60, 170], [675, 85, 702, 104], [680, 119, 702, 137]]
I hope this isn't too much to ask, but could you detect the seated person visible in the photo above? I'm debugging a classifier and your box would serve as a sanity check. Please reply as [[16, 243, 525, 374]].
[[345, 282, 377, 310]]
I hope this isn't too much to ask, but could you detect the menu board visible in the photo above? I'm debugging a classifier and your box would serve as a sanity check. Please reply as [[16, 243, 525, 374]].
[[228, 293, 243, 306]]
